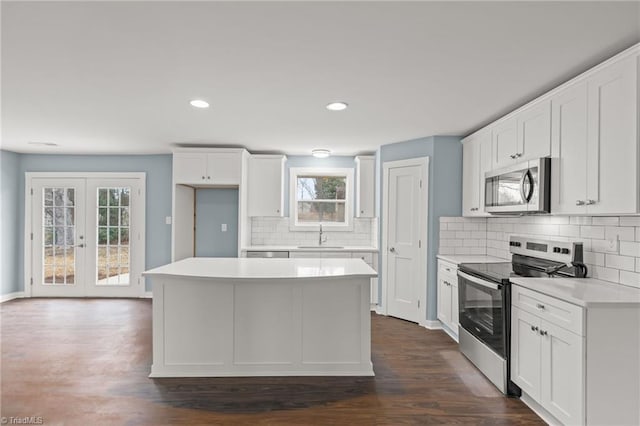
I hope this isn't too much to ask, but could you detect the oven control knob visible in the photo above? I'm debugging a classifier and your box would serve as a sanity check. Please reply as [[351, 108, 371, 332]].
[[561, 248, 570, 254], [553, 247, 561, 253]]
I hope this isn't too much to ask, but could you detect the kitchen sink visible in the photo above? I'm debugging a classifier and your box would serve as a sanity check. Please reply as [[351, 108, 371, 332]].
[[297, 245, 344, 249]]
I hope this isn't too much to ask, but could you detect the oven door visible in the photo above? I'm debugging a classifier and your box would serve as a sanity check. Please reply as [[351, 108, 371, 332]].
[[457, 271, 506, 357]]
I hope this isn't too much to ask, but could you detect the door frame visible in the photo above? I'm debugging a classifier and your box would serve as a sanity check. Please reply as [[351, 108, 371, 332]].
[[24, 172, 146, 298], [381, 157, 428, 325]]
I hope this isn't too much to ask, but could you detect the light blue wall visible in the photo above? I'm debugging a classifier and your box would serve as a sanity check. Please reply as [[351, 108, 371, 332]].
[[195, 188, 239, 257], [16, 153, 173, 292], [284, 156, 357, 217], [377, 136, 462, 321], [1, 151, 21, 295]]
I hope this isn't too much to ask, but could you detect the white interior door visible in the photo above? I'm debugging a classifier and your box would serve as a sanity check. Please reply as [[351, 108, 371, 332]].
[[384, 160, 426, 323], [30, 175, 145, 297]]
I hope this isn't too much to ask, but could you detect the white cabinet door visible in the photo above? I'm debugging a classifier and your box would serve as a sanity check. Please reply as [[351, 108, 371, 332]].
[[511, 306, 542, 400], [550, 82, 589, 214], [478, 130, 492, 214], [586, 56, 638, 215], [356, 156, 375, 218], [173, 153, 208, 184], [248, 155, 285, 217], [437, 276, 452, 327], [207, 153, 241, 185], [451, 282, 459, 335], [462, 137, 481, 216], [517, 100, 551, 162], [540, 320, 585, 426], [492, 117, 518, 169]]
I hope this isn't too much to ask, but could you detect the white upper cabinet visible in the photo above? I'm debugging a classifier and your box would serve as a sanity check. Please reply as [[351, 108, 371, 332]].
[[462, 130, 491, 216], [586, 55, 638, 214], [552, 54, 639, 215], [491, 117, 518, 169], [492, 101, 551, 170], [173, 150, 243, 185], [248, 155, 286, 217], [517, 100, 551, 162], [355, 156, 375, 218], [551, 82, 589, 214]]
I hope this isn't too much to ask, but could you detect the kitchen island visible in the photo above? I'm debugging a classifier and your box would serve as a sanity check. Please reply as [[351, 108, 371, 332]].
[[143, 257, 377, 378]]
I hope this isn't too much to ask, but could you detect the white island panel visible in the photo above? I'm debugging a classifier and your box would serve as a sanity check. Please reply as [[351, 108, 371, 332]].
[[145, 258, 376, 377]]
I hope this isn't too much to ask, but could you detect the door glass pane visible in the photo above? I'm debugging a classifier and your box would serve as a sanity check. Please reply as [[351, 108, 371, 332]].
[[42, 187, 75, 285], [96, 187, 131, 285]]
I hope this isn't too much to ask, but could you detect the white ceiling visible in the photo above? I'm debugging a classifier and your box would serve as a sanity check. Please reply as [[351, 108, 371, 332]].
[[2, 1, 639, 155]]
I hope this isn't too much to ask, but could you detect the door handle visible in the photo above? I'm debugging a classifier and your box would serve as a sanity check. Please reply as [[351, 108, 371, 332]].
[[74, 244, 85, 248], [389, 247, 396, 253]]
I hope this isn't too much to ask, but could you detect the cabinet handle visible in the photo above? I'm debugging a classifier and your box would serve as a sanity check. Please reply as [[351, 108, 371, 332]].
[[530, 325, 539, 332], [276, 209, 280, 213], [202, 176, 205, 180], [586, 199, 596, 205], [361, 210, 365, 214], [510, 154, 517, 159], [536, 303, 545, 310], [540, 330, 548, 336], [515, 153, 522, 158], [389, 247, 396, 253], [575, 200, 586, 206], [207, 176, 211, 180]]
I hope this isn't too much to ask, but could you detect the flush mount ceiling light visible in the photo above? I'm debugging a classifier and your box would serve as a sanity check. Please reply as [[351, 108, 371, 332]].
[[325, 101, 348, 111], [28, 141, 58, 147], [190, 99, 210, 109], [312, 149, 331, 158]]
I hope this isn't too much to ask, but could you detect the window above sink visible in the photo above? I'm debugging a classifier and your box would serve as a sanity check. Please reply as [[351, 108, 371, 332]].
[[289, 167, 354, 231]]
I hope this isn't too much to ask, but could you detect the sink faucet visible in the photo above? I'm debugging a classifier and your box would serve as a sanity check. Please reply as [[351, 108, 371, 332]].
[[319, 224, 328, 246]]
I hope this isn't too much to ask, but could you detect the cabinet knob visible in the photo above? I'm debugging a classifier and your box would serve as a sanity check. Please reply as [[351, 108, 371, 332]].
[[515, 153, 522, 158], [536, 303, 545, 310], [530, 325, 539, 332], [540, 330, 548, 336], [361, 210, 365, 214], [207, 176, 211, 180], [202, 176, 205, 180], [276, 209, 280, 213], [575, 200, 586, 206], [510, 154, 517, 159], [389, 247, 396, 253], [586, 199, 596, 205]]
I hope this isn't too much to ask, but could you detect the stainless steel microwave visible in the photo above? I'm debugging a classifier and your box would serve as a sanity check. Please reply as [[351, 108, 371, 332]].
[[484, 158, 550, 214]]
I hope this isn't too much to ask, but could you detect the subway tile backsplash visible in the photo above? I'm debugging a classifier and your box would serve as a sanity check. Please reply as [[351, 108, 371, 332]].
[[439, 216, 640, 289], [251, 217, 377, 247]]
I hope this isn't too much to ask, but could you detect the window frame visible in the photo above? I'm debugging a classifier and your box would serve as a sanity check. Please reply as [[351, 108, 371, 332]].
[[289, 167, 354, 231]]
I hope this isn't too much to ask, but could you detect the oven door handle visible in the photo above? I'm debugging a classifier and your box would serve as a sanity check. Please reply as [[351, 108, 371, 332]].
[[457, 271, 502, 290]]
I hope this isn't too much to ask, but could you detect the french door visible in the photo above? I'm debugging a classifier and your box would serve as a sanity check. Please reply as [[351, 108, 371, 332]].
[[29, 175, 145, 297]]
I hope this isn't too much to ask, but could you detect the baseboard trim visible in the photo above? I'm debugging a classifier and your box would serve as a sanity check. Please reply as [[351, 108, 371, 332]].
[[143, 291, 153, 298], [1, 292, 25, 303], [421, 320, 443, 330], [374, 306, 385, 315], [520, 392, 560, 426]]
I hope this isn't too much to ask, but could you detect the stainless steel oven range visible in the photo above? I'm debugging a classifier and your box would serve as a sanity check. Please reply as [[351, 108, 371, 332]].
[[457, 236, 586, 396]]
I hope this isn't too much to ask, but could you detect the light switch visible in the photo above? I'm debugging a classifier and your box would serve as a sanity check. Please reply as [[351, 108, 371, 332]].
[[221, 224, 228, 232], [165, 216, 172, 225]]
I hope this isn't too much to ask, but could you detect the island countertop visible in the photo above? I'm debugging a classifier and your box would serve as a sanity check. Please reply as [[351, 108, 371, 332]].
[[143, 257, 378, 280]]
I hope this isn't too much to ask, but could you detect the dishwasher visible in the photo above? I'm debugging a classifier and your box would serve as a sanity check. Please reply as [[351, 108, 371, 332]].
[[246, 251, 290, 258]]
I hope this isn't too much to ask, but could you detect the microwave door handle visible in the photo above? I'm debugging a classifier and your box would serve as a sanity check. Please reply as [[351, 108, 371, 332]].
[[519, 170, 534, 203], [458, 271, 501, 290]]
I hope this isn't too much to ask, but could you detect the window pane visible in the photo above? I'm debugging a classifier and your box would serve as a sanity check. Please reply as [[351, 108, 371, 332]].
[[53, 189, 65, 206], [108, 227, 119, 245], [44, 227, 53, 245], [109, 189, 120, 206], [109, 208, 119, 227], [120, 228, 129, 245], [120, 188, 130, 206], [65, 189, 75, 206], [65, 207, 75, 226], [297, 201, 345, 223], [54, 208, 65, 226], [296, 176, 346, 201], [98, 227, 108, 245], [44, 208, 54, 226], [120, 207, 129, 226], [98, 189, 108, 206], [44, 188, 53, 206], [54, 227, 65, 245], [97, 247, 107, 280], [98, 208, 107, 226]]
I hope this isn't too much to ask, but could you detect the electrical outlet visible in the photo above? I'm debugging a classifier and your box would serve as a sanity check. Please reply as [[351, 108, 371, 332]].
[[165, 216, 172, 225], [606, 237, 618, 252], [221, 224, 228, 232]]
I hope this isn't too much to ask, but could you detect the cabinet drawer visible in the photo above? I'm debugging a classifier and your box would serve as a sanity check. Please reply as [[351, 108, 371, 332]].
[[438, 260, 457, 277], [512, 285, 584, 336]]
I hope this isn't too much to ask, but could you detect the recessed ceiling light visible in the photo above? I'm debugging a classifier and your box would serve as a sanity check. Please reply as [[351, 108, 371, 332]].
[[326, 102, 348, 111], [28, 141, 58, 147], [312, 149, 331, 158], [190, 99, 210, 109]]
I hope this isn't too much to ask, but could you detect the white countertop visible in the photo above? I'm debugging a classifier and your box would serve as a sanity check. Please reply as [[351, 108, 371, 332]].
[[436, 254, 508, 266], [242, 245, 379, 253], [510, 277, 640, 307], [143, 257, 378, 280]]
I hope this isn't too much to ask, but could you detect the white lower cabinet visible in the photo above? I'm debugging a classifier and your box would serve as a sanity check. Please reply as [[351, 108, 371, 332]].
[[512, 284, 639, 426], [437, 260, 459, 340], [512, 306, 584, 425]]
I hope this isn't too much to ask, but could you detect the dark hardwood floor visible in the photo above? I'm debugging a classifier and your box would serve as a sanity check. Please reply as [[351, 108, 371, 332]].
[[1, 299, 543, 425]]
